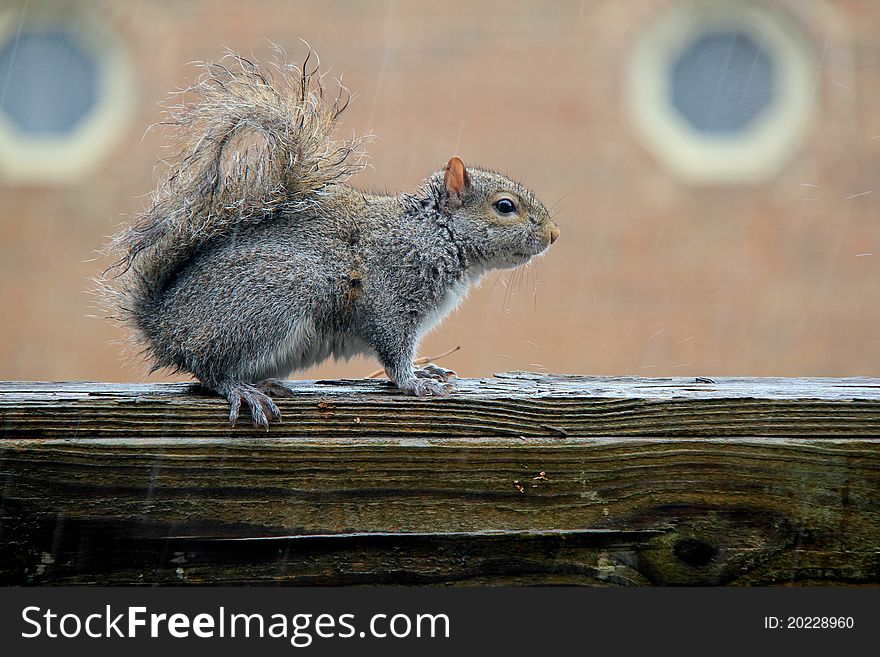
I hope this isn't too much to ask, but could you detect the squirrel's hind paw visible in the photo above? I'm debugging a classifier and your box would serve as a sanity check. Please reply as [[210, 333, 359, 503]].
[[225, 383, 282, 430]]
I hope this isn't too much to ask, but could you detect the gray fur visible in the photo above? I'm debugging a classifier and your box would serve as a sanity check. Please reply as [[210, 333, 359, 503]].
[[102, 52, 559, 428]]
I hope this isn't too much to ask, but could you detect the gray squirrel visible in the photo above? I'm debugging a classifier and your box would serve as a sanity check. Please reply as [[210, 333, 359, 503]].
[[102, 51, 559, 428]]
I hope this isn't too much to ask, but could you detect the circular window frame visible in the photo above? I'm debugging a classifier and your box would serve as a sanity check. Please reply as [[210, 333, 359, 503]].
[[0, 6, 134, 183], [626, 1, 815, 184]]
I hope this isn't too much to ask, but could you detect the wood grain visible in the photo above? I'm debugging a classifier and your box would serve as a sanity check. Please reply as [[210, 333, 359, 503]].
[[1, 374, 878, 585], [2, 374, 879, 438]]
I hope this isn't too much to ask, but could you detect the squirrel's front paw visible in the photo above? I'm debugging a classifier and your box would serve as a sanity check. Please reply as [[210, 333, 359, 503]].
[[399, 377, 454, 397], [413, 363, 457, 383]]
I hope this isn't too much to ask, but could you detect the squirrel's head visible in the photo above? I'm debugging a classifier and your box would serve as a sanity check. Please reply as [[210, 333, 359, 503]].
[[438, 156, 559, 271]]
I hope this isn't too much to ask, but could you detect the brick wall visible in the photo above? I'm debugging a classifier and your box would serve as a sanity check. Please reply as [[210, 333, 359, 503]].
[[0, 0, 877, 383]]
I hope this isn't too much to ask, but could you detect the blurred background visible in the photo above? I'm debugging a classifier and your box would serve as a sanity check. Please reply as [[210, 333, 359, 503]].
[[0, 0, 877, 384]]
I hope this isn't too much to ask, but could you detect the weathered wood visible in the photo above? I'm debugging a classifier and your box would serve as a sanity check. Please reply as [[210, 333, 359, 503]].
[[1, 374, 878, 585], [2, 374, 879, 437]]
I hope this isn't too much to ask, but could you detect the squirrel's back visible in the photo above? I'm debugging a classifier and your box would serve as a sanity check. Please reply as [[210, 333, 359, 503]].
[[144, 184, 461, 382]]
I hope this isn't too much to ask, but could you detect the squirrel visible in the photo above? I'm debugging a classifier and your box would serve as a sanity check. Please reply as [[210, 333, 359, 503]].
[[101, 50, 559, 428]]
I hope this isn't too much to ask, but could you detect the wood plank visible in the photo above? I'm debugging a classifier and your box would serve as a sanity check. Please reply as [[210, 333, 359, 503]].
[[1, 375, 878, 585], [2, 374, 879, 438], [1, 435, 878, 585]]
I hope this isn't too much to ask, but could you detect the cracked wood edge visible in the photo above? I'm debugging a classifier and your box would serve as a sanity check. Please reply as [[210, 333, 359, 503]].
[[1, 374, 879, 438]]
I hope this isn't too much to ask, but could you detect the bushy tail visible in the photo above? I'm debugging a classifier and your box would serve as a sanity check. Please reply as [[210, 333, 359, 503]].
[[100, 48, 369, 346]]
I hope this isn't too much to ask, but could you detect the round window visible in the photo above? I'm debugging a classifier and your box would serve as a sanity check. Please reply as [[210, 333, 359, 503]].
[[626, 1, 815, 183], [671, 31, 775, 135], [0, 8, 133, 183], [0, 29, 99, 136]]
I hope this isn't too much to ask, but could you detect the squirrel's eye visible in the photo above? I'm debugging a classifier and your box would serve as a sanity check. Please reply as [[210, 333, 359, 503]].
[[493, 198, 517, 215]]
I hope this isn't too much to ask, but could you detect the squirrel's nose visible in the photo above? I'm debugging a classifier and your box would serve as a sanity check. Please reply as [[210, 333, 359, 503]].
[[549, 225, 560, 244]]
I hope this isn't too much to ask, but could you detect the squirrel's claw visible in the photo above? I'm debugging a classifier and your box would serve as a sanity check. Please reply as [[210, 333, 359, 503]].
[[414, 363, 457, 383], [225, 383, 282, 430]]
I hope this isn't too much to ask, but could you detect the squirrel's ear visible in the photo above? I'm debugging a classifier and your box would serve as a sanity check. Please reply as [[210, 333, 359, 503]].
[[444, 156, 470, 197]]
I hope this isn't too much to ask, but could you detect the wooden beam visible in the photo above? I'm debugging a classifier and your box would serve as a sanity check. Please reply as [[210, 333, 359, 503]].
[[1, 374, 878, 585], [2, 374, 879, 437]]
